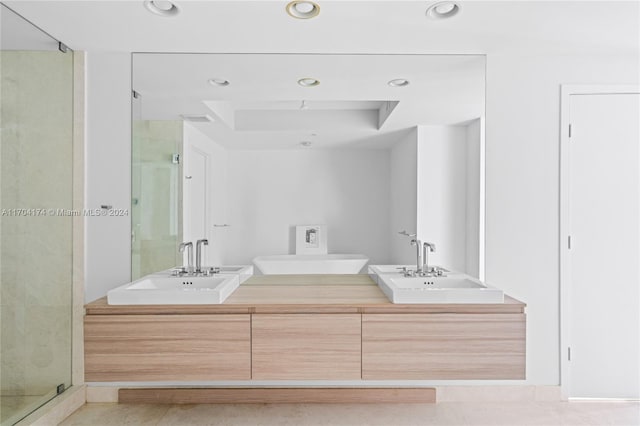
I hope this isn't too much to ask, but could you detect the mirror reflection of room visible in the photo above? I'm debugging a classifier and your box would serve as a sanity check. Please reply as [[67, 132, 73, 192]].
[[131, 54, 485, 280]]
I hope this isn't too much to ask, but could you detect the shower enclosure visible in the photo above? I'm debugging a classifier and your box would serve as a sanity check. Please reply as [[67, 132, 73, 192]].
[[131, 119, 183, 280], [0, 4, 74, 425]]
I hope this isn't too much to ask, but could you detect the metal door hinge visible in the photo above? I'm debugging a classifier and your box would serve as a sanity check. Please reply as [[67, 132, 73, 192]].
[[58, 42, 69, 53], [132, 90, 140, 99], [568, 347, 571, 361], [568, 235, 572, 249], [568, 124, 572, 138]]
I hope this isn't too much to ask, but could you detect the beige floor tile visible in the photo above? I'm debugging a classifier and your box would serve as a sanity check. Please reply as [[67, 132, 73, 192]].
[[156, 403, 464, 426], [451, 401, 639, 426], [60, 401, 640, 426], [568, 401, 640, 426], [59, 403, 170, 426]]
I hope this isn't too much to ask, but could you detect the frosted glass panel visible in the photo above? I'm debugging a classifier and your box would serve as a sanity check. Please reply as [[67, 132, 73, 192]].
[[0, 5, 73, 425]]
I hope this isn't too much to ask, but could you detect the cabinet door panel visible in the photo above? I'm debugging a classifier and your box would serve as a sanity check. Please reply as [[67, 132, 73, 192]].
[[362, 314, 525, 379], [85, 314, 251, 381], [252, 314, 361, 380]]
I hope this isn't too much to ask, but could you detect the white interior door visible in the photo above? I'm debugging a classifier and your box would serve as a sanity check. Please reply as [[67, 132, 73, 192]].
[[567, 92, 639, 399]]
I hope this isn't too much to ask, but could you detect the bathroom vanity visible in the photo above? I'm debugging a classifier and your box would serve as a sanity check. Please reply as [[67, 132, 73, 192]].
[[84, 274, 525, 383]]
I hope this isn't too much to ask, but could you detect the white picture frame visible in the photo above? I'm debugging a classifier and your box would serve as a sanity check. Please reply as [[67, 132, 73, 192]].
[[295, 225, 327, 255]]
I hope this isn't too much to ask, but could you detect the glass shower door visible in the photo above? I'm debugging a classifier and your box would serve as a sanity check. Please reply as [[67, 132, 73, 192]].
[[131, 117, 183, 280], [0, 5, 73, 425]]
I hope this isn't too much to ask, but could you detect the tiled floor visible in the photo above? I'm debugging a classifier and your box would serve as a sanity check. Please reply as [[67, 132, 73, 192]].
[[60, 401, 640, 426]]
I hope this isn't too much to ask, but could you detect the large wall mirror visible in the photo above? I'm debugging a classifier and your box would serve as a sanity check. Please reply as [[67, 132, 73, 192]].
[[131, 54, 485, 279]]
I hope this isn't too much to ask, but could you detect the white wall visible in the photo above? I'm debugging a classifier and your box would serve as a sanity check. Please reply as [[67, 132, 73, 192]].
[[182, 124, 228, 266], [416, 125, 468, 273], [84, 52, 131, 302], [389, 128, 417, 264], [485, 54, 640, 385], [393, 124, 482, 272], [465, 118, 483, 279], [225, 149, 391, 266]]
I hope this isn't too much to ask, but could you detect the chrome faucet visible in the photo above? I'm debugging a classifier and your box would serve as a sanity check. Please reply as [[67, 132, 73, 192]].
[[423, 242, 436, 273], [178, 242, 193, 274], [397, 231, 442, 277], [195, 239, 209, 273], [410, 239, 423, 274], [398, 231, 422, 275]]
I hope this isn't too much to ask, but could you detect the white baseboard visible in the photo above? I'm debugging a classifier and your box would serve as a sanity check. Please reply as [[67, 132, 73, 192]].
[[569, 397, 640, 402], [437, 385, 562, 402]]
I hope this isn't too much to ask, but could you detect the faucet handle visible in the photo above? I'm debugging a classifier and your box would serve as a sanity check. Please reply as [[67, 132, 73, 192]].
[[171, 266, 187, 276], [396, 267, 415, 277], [424, 242, 436, 252], [398, 230, 416, 238]]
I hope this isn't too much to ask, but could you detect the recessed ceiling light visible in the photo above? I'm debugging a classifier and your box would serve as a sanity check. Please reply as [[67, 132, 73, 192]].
[[298, 78, 320, 87], [143, 1, 179, 17], [208, 78, 230, 87], [388, 79, 410, 87], [426, 1, 460, 19], [286, 1, 320, 19]]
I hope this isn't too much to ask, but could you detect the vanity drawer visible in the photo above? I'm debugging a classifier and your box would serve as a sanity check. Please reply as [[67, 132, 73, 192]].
[[362, 313, 526, 380], [85, 314, 251, 381], [252, 314, 361, 380]]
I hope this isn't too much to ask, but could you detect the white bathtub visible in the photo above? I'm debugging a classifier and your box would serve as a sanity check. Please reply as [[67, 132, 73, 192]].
[[253, 254, 369, 275]]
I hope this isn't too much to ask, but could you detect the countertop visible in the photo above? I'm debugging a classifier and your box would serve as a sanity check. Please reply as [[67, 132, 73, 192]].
[[86, 274, 525, 315]]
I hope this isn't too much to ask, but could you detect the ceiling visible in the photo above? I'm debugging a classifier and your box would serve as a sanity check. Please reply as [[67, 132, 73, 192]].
[[3, 1, 637, 150], [0, 3, 58, 50], [4, 1, 638, 55]]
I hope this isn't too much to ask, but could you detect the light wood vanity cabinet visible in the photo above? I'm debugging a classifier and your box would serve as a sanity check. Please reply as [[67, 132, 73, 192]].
[[252, 314, 361, 380], [84, 314, 251, 381], [84, 276, 526, 382], [362, 313, 526, 380]]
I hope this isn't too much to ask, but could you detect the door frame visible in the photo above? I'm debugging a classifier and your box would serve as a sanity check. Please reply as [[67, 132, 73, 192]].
[[559, 84, 640, 400]]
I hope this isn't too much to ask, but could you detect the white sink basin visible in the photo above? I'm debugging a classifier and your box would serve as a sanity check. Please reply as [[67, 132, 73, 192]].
[[370, 265, 504, 304], [158, 265, 253, 284], [204, 265, 253, 284], [368, 265, 416, 274], [108, 265, 254, 305], [367, 264, 449, 284], [390, 276, 485, 290], [215, 266, 245, 273], [253, 254, 368, 274], [108, 275, 240, 305]]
